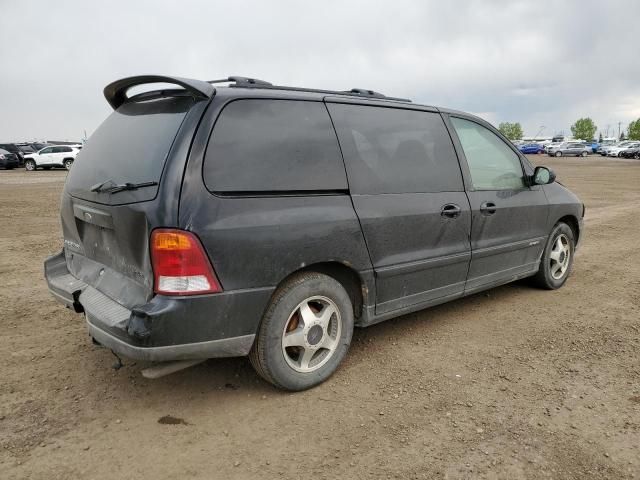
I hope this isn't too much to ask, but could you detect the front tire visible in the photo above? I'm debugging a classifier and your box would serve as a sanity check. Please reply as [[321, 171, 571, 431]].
[[25, 160, 36, 171], [63, 159, 73, 170], [555, 151, 562, 157], [249, 272, 354, 391], [581, 151, 588, 157], [533, 222, 575, 289]]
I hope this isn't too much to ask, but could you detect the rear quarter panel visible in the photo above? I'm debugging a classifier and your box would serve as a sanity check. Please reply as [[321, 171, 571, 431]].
[[180, 194, 373, 291]]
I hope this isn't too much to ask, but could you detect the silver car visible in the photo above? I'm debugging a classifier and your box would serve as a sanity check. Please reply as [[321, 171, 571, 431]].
[[547, 142, 590, 157]]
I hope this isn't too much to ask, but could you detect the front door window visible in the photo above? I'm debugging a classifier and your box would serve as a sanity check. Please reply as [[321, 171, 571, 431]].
[[450, 117, 525, 190]]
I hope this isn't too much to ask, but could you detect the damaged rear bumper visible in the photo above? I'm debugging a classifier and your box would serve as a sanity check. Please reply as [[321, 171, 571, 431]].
[[44, 251, 271, 362], [86, 319, 255, 362]]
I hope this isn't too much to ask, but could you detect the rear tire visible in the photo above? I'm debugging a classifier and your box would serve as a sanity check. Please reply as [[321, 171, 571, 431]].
[[63, 159, 73, 170], [532, 222, 575, 290], [249, 272, 354, 391], [25, 160, 36, 171], [581, 151, 588, 157], [555, 151, 562, 157]]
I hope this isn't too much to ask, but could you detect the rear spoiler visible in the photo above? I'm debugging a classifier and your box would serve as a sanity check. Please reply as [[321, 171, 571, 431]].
[[103, 75, 215, 109]]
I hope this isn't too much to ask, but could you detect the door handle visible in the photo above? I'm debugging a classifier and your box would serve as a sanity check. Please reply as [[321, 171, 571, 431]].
[[480, 201, 497, 215], [441, 203, 462, 218]]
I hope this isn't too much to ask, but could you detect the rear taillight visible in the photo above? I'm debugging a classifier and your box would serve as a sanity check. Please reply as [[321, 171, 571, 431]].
[[150, 229, 222, 295]]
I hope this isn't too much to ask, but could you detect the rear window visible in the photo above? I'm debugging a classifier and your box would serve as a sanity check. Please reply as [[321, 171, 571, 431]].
[[203, 99, 347, 192], [66, 96, 193, 201], [327, 103, 463, 194]]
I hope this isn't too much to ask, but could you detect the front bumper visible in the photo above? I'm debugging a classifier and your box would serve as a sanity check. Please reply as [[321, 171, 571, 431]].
[[45, 251, 272, 362]]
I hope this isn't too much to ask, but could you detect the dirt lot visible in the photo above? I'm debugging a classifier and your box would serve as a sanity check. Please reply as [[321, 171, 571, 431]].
[[1, 156, 639, 479]]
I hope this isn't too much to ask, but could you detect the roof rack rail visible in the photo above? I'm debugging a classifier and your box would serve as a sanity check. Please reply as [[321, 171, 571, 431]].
[[346, 88, 387, 99], [207, 76, 273, 86], [205, 76, 412, 103]]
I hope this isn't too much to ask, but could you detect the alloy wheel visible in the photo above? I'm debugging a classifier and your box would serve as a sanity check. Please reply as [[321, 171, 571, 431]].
[[549, 234, 571, 280], [281, 295, 342, 373]]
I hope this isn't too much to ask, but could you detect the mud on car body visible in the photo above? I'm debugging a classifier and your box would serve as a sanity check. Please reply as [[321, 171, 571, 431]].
[[45, 75, 584, 390]]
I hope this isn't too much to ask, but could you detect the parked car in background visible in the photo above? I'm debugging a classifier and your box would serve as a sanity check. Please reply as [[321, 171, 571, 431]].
[[599, 143, 617, 156], [583, 140, 599, 153], [29, 142, 50, 150], [0, 148, 20, 169], [619, 146, 640, 159], [44, 74, 584, 391], [607, 141, 640, 157], [23, 145, 80, 171], [598, 139, 633, 156], [518, 143, 544, 154], [0, 143, 25, 165], [16, 144, 36, 156], [547, 142, 590, 157], [544, 142, 562, 153]]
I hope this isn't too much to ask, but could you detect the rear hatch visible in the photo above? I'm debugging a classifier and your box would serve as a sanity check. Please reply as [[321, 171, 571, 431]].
[[59, 82, 210, 310]]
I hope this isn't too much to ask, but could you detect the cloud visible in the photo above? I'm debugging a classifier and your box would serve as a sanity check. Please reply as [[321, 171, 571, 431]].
[[0, 0, 638, 140]]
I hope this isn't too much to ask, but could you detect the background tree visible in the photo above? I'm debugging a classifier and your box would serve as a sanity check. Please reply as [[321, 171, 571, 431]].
[[570, 118, 597, 141], [627, 119, 640, 140], [498, 122, 523, 140], [598, 132, 603, 143]]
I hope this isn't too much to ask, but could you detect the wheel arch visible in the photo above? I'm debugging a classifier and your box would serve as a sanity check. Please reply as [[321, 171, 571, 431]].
[[278, 261, 367, 321], [557, 214, 580, 245]]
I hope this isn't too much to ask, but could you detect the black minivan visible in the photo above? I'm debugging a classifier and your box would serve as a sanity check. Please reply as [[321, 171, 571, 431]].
[[45, 75, 583, 390]]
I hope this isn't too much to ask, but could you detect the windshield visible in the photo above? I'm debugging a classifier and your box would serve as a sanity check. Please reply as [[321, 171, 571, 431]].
[[66, 95, 193, 204]]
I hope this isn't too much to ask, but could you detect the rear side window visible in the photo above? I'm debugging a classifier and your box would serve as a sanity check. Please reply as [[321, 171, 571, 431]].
[[204, 99, 347, 192], [327, 103, 463, 194]]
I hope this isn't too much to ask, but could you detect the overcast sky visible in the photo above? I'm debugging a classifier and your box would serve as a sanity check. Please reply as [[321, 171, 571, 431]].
[[1, 0, 638, 141]]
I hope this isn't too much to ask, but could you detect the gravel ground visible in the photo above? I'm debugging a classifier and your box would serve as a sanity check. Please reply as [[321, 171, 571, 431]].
[[1, 156, 639, 479]]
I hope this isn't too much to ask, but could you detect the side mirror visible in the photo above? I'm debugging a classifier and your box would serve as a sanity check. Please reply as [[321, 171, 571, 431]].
[[532, 166, 556, 185]]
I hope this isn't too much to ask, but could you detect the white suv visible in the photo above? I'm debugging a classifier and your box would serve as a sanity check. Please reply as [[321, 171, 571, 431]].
[[24, 145, 80, 171]]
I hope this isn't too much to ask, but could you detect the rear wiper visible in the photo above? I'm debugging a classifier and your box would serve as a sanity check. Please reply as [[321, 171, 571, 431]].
[[90, 180, 158, 194]]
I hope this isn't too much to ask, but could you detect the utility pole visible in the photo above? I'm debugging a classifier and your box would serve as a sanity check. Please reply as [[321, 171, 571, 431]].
[[618, 122, 622, 138]]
